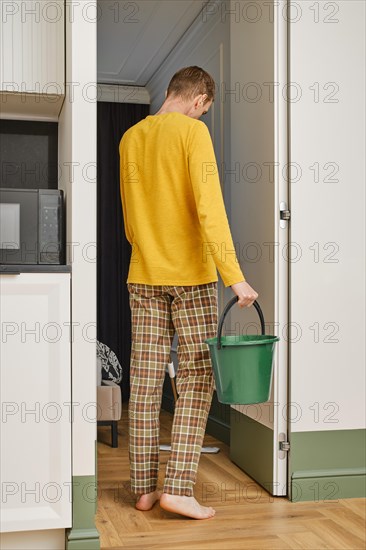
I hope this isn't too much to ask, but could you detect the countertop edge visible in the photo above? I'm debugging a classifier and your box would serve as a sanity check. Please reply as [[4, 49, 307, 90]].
[[0, 264, 72, 274]]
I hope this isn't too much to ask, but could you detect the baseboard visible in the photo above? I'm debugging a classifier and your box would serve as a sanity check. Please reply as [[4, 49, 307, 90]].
[[66, 529, 101, 550], [291, 468, 366, 502]]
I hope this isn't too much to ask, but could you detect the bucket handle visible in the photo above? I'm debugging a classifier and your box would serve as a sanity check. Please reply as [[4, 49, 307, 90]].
[[217, 297, 265, 350]]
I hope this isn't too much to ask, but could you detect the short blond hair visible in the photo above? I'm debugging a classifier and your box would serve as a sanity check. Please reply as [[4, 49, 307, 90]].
[[166, 66, 215, 104]]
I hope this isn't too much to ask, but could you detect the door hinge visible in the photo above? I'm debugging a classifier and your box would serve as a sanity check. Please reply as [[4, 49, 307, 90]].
[[280, 209, 291, 221], [279, 441, 290, 452]]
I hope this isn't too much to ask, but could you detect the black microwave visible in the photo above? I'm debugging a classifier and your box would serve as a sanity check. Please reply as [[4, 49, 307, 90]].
[[0, 189, 65, 265]]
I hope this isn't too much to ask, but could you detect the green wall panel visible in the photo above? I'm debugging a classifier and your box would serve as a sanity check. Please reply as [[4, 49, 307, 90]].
[[289, 429, 366, 502]]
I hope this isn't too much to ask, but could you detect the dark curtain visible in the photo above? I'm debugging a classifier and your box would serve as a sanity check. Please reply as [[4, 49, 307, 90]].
[[97, 101, 149, 401]]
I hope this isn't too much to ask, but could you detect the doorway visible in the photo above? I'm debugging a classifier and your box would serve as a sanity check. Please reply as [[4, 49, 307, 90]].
[[96, 0, 289, 497]]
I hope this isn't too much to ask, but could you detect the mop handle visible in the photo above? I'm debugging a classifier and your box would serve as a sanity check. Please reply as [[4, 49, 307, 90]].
[[167, 358, 179, 403], [167, 361, 175, 379], [216, 297, 265, 350]]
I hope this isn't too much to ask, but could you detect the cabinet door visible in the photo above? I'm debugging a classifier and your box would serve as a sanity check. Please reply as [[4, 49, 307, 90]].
[[0, 0, 65, 94], [0, 0, 65, 119], [0, 273, 71, 533]]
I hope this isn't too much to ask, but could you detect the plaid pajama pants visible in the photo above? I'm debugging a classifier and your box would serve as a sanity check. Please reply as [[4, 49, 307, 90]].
[[127, 282, 218, 497]]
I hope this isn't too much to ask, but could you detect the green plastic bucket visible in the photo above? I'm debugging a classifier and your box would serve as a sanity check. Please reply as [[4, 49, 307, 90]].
[[205, 297, 280, 405]]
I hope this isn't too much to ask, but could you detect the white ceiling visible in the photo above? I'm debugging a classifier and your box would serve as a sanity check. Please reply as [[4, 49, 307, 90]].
[[97, 1, 208, 86]]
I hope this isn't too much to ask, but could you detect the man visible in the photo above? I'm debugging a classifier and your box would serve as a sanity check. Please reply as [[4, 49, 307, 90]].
[[119, 66, 258, 519]]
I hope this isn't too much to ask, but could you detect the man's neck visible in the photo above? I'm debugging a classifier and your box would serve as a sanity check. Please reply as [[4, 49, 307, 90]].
[[154, 98, 189, 116]]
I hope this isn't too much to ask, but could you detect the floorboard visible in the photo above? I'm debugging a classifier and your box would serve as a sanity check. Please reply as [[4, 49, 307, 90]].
[[96, 409, 366, 549]]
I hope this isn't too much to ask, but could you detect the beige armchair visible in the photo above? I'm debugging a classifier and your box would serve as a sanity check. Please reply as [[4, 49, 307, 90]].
[[97, 358, 122, 447]]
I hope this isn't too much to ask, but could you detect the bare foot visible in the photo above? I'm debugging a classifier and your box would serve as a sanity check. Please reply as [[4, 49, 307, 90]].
[[135, 490, 161, 511], [160, 493, 216, 519]]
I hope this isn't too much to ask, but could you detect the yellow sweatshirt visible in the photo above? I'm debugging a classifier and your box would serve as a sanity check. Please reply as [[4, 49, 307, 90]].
[[119, 112, 245, 287]]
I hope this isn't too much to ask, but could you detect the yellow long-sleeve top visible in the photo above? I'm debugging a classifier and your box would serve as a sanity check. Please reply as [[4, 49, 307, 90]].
[[119, 112, 245, 287]]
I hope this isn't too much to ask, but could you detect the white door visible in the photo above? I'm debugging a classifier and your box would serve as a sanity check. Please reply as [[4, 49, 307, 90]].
[[228, 0, 289, 496]]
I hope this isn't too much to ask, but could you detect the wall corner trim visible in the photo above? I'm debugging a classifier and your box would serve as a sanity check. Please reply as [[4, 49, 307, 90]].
[[65, 475, 100, 550]]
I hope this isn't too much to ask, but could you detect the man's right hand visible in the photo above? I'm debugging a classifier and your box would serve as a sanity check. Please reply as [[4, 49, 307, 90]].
[[231, 281, 258, 308]]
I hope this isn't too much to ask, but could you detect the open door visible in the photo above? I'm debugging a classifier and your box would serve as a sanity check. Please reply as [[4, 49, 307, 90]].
[[228, 1, 289, 497]]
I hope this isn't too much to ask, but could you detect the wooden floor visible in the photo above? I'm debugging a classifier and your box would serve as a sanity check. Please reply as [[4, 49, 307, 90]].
[[96, 409, 366, 550]]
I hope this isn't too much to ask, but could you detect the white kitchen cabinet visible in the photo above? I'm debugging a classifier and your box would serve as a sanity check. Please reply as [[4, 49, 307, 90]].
[[0, 0, 65, 120], [0, 272, 71, 533]]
